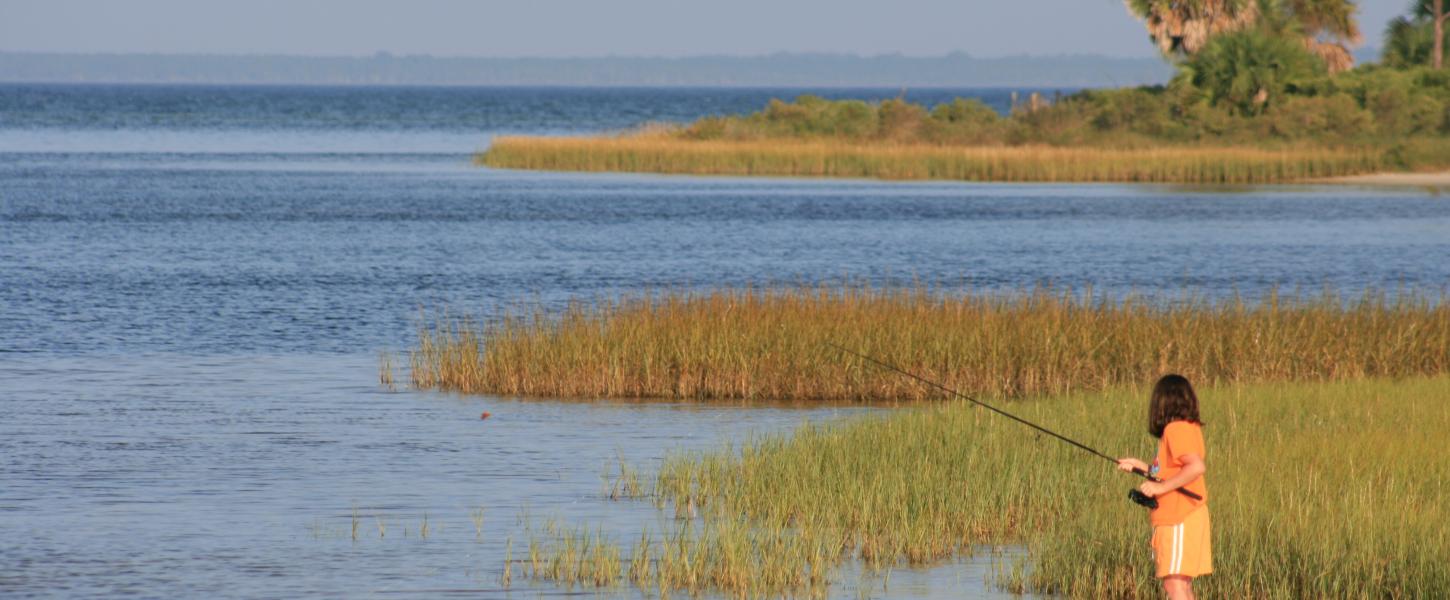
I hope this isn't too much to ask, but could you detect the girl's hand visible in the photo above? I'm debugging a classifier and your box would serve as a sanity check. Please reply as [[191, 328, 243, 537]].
[[1138, 481, 1168, 498], [1116, 458, 1148, 473]]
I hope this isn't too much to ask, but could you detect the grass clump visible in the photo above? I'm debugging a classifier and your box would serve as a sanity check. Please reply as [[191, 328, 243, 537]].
[[525, 523, 622, 589], [405, 286, 1450, 402]]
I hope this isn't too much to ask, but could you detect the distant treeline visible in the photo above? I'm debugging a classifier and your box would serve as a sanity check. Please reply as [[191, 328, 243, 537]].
[[0, 51, 1174, 87]]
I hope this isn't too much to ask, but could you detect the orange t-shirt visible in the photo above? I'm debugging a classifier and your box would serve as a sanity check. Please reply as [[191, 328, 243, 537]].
[[1149, 420, 1208, 526]]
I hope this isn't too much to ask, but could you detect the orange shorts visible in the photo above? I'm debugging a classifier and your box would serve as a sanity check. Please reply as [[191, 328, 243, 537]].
[[1152, 505, 1212, 578]]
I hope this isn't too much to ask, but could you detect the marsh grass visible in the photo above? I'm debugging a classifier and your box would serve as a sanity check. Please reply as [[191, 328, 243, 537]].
[[525, 523, 623, 589], [405, 286, 1450, 402], [480, 135, 1390, 184], [502, 537, 514, 588], [628, 528, 651, 588], [544, 377, 1450, 598], [606, 453, 643, 501]]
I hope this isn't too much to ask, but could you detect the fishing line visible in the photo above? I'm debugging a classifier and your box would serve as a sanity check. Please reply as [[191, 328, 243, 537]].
[[827, 342, 1202, 506]]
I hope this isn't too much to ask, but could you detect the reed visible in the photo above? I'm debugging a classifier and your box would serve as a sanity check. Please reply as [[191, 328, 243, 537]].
[[627, 528, 652, 588], [535, 376, 1450, 598], [378, 351, 396, 391], [527, 524, 623, 589], [501, 537, 514, 588], [607, 453, 643, 501], [469, 506, 485, 541], [479, 135, 1388, 184], [405, 286, 1450, 402]]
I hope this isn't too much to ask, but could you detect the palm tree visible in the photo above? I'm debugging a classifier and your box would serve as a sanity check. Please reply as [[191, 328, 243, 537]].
[[1383, 1, 1450, 69], [1383, 15, 1431, 67], [1124, 0, 1362, 72], [1255, 0, 1361, 72], [1124, 0, 1260, 56], [1281, 0, 1362, 72], [1424, 0, 1448, 68]]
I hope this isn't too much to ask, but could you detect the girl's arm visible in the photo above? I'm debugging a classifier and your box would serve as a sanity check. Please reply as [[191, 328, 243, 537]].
[[1116, 457, 1149, 473], [1139, 453, 1205, 497]]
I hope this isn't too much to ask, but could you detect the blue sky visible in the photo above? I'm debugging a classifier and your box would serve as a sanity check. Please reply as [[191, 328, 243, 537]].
[[0, 0, 1410, 57]]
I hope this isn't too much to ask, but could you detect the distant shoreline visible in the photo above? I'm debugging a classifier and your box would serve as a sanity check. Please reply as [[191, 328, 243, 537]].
[[0, 80, 1089, 92], [0, 50, 1173, 88]]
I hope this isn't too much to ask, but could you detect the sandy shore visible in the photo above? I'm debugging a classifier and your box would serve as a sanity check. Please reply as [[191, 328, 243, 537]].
[[1320, 171, 1450, 187]]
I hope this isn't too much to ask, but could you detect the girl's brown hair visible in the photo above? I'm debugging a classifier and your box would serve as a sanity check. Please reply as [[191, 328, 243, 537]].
[[1148, 374, 1201, 438]]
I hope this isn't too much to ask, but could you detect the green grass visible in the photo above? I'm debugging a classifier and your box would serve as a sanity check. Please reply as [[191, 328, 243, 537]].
[[479, 135, 1399, 184], [405, 286, 1450, 402], [540, 376, 1450, 598]]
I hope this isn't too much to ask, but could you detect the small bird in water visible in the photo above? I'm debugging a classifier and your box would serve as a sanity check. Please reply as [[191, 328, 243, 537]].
[[481, 411, 492, 420]]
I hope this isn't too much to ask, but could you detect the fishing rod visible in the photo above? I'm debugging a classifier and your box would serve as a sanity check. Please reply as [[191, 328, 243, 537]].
[[827, 343, 1202, 508]]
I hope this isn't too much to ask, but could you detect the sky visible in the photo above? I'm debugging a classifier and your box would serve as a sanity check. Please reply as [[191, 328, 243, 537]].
[[0, 0, 1411, 58]]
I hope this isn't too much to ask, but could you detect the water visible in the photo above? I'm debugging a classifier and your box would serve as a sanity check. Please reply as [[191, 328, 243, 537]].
[[0, 84, 1051, 153], [3, 84, 1449, 598]]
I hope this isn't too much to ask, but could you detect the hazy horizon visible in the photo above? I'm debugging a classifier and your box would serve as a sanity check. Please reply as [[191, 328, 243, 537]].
[[0, 51, 1178, 87], [0, 0, 1408, 59]]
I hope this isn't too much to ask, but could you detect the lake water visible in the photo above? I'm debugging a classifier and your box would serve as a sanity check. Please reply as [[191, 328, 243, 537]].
[[2, 84, 1449, 598]]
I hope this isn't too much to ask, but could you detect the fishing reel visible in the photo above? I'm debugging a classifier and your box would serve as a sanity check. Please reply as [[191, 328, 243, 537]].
[[1128, 489, 1159, 509]]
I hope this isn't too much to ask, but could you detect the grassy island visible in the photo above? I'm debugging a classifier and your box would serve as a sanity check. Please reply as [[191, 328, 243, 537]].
[[482, 64, 1450, 184], [483, 5, 1450, 185]]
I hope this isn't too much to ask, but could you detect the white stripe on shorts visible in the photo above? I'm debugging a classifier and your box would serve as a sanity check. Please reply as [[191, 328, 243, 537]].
[[1171, 522, 1183, 574]]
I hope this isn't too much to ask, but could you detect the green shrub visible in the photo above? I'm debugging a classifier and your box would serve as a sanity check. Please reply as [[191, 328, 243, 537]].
[[1183, 29, 1326, 115], [1006, 97, 1098, 145], [1080, 87, 1190, 139], [1266, 94, 1376, 139], [922, 98, 1006, 145], [929, 97, 1002, 126], [1410, 68, 1450, 100], [681, 116, 730, 140], [757, 96, 878, 139], [876, 98, 927, 141], [1367, 85, 1446, 135]]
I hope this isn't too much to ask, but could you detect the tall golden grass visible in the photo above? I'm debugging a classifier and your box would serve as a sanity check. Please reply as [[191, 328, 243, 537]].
[[407, 287, 1450, 402], [480, 135, 1388, 184], [620, 376, 1450, 598]]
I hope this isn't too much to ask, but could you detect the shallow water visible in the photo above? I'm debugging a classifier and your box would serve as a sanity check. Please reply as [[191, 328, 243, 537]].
[[3, 84, 1449, 598], [0, 353, 884, 597]]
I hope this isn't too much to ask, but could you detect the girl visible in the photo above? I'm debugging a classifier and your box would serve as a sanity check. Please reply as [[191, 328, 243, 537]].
[[1116, 374, 1210, 600]]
